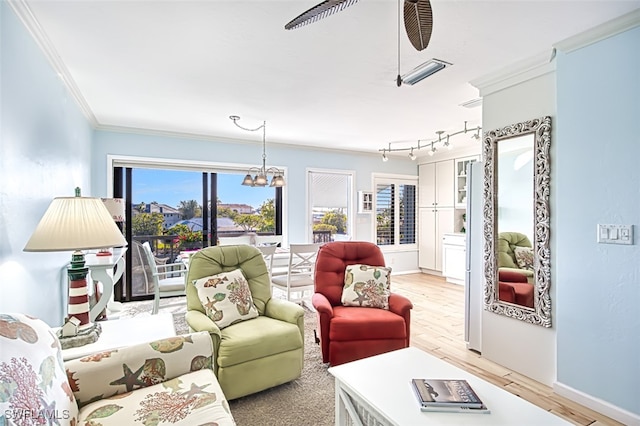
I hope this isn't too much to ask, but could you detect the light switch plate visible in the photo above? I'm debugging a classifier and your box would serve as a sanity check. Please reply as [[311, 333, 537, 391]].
[[597, 224, 634, 245]]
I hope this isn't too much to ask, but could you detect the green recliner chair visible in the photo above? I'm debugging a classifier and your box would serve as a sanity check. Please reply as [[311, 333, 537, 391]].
[[185, 245, 305, 400], [497, 231, 534, 282]]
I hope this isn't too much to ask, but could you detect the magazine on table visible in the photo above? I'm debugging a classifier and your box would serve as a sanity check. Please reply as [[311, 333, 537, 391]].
[[412, 379, 490, 413]]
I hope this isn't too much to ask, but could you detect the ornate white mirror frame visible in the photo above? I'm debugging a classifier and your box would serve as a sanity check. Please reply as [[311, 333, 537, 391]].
[[483, 116, 552, 327]]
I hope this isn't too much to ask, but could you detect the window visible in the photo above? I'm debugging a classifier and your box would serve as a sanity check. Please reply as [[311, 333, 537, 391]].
[[110, 157, 283, 301], [308, 169, 354, 243], [374, 176, 417, 248]]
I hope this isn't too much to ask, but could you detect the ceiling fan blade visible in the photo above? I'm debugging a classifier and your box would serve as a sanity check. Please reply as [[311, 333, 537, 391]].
[[285, 0, 360, 30], [404, 0, 433, 51]]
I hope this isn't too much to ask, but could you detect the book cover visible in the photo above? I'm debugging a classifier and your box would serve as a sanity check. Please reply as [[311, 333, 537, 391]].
[[412, 379, 484, 408]]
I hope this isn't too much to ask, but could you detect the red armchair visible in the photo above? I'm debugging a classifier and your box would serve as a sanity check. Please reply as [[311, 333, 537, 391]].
[[498, 269, 534, 308], [312, 241, 413, 366]]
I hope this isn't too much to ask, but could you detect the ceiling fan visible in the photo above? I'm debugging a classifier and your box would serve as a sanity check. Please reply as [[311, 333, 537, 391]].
[[285, 0, 433, 52]]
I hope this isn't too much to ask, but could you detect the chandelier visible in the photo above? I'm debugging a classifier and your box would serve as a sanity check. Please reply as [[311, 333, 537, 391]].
[[229, 115, 285, 187]]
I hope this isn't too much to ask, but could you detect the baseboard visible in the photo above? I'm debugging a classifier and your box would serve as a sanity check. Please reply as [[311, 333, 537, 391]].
[[553, 381, 640, 425], [392, 269, 422, 276]]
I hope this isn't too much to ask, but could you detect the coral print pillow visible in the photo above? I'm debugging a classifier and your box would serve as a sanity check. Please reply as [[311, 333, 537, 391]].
[[341, 264, 392, 309], [514, 246, 535, 271], [193, 268, 258, 328]]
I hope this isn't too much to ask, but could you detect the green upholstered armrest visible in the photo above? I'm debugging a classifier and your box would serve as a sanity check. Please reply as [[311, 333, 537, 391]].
[[186, 310, 222, 343], [265, 298, 305, 337], [499, 266, 534, 278], [65, 331, 214, 407]]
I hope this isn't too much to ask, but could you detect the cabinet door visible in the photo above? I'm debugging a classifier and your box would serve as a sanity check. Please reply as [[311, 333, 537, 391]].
[[418, 163, 436, 208], [442, 243, 466, 283], [454, 156, 479, 208], [419, 207, 454, 271], [435, 160, 454, 207], [435, 208, 455, 271], [418, 208, 436, 269]]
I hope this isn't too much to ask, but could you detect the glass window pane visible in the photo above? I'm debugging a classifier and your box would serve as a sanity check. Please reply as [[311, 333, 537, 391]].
[[376, 183, 394, 245], [310, 171, 352, 242], [399, 184, 416, 244]]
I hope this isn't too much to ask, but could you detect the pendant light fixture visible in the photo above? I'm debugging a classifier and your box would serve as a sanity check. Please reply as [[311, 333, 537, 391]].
[[230, 115, 285, 187]]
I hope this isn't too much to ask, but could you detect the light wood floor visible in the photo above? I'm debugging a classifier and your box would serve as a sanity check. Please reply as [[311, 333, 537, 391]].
[[391, 273, 622, 426]]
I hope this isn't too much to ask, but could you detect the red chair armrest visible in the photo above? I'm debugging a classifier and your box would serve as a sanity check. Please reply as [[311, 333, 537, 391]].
[[388, 293, 413, 316], [499, 282, 517, 303], [312, 292, 334, 317], [498, 269, 528, 283]]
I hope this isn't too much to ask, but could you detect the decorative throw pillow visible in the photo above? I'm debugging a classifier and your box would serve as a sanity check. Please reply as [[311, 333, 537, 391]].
[[513, 246, 535, 271], [193, 269, 258, 329], [341, 264, 392, 309]]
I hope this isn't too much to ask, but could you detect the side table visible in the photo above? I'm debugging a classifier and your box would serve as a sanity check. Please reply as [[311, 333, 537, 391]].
[[61, 313, 176, 361]]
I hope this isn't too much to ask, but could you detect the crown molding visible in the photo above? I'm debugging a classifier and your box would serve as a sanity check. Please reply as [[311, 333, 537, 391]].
[[554, 9, 640, 53], [8, 0, 98, 127], [470, 50, 556, 97]]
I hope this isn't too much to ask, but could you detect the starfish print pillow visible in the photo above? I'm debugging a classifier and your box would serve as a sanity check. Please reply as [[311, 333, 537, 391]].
[[341, 264, 392, 309], [193, 268, 258, 329]]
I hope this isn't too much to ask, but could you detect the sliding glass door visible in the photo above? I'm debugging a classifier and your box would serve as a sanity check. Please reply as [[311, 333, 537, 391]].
[[113, 164, 282, 302]]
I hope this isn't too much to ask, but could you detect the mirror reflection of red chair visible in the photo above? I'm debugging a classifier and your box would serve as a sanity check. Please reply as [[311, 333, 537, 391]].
[[498, 269, 534, 308], [312, 241, 413, 366]]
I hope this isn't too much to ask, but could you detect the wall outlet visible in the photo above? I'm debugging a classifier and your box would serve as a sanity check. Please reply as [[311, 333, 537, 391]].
[[597, 224, 633, 245]]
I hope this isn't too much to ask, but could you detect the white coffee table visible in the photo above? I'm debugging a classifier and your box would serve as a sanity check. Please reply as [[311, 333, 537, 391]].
[[61, 313, 176, 361], [328, 347, 570, 426]]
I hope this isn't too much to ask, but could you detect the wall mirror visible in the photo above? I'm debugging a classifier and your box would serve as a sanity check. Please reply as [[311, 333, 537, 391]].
[[483, 116, 552, 327]]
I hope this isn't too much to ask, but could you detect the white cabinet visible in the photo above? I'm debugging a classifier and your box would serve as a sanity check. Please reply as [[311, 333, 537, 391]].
[[442, 233, 466, 285], [418, 160, 454, 208], [454, 156, 479, 208], [418, 160, 455, 272], [419, 207, 454, 271]]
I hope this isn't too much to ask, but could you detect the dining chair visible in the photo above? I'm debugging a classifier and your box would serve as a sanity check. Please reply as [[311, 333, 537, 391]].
[[141, 241, 188, 314], [256, 244, 277, 277], [271, 243, 321, 303]]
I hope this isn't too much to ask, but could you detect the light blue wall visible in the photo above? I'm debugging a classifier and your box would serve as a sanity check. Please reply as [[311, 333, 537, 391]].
[[556, 26, 640, 415], [91, 130, 418, 259], [0, 2, 93, 326]]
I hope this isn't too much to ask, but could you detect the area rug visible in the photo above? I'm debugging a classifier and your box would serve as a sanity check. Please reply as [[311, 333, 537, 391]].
[[114, 297, 335, 426]]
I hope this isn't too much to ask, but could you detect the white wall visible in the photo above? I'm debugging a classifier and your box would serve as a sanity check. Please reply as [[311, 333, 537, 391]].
[[554, 20, 640, 420], [472, 58, 557, 386], [0, 2, 93, 326]]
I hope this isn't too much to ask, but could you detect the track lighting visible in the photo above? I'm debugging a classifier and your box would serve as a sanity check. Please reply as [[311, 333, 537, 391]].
[[377, 121, 481, 161], [443, 135, 452, 150], [409, 147, 416, 161]]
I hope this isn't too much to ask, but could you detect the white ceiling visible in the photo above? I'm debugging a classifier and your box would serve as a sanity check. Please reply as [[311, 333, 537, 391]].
[[19, 0, 640, 156]]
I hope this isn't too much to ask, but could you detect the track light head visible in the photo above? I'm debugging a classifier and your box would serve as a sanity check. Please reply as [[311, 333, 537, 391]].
[[382, 149, 389, 162], [409, 148, 416, 160], [444, 135, 453, 150]]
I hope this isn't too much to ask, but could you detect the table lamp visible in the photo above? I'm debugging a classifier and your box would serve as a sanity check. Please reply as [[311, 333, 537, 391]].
[[24, 188, 128, 345], [98, 197, 125, 256]]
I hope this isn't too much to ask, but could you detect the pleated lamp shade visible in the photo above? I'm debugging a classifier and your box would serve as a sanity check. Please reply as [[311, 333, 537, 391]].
[[100, 198, 125, 222], [24, 195, 128, 252]]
